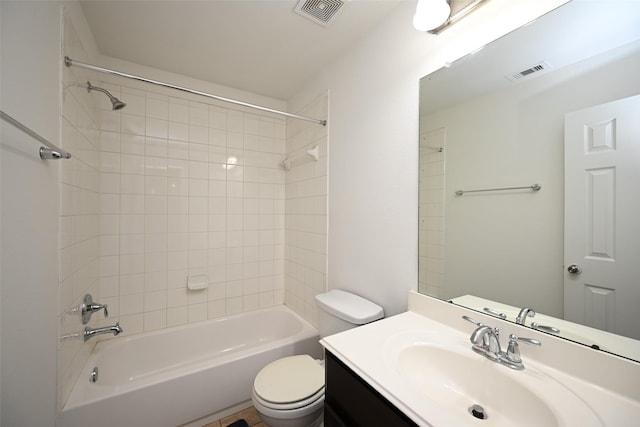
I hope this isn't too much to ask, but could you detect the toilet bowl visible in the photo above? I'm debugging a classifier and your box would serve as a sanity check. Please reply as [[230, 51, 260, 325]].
[[251, 290, 384, 427], [252, 355, 324, 427]]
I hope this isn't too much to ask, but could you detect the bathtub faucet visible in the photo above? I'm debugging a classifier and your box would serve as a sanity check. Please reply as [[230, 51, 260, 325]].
[[84, 323, 123, 342]]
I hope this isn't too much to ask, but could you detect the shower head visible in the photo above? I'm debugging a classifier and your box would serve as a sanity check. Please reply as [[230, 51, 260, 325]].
[[86, 81, 126, 110], [110, 98, 126, 111]]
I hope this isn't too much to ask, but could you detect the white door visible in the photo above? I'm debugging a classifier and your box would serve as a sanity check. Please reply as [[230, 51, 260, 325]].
[[564, 94, 640, 340]]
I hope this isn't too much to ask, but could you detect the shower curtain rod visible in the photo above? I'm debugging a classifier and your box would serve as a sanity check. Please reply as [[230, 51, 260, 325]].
[[64, 57, 327, 127]]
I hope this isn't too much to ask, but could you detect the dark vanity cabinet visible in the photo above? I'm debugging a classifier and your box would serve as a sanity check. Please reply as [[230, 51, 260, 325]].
[[324, 351, 418, 427]]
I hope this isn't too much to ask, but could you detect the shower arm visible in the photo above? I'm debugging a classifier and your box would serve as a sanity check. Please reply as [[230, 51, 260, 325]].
[[87, 82, 113, 98], [64, 56, 327, 127], [86, 81, 126, 110]]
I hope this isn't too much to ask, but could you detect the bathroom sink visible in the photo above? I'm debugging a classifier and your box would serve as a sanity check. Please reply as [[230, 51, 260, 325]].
[[397, 344, 557, 426], [384, 331, 603, 427]]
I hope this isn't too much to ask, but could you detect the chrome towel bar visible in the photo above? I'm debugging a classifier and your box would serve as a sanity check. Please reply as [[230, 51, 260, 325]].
[[0, 110, 72, 159], [455, 183, 541, 196]]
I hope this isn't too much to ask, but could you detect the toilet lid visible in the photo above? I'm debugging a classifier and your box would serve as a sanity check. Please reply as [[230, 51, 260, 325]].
[[254, 355, 325, 404]]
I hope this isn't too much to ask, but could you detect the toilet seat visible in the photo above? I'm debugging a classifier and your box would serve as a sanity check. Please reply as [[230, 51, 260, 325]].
[[253, 387, 324, 411], [253, 355, 325, 410]]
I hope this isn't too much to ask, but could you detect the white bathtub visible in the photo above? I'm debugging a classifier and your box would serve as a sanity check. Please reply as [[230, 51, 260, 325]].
[[60, 306, 321, 427]]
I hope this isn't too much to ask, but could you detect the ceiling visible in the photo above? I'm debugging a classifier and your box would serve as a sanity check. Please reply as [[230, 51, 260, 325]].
[[420, 0, 640, 115], [80, 0, 403, 100]]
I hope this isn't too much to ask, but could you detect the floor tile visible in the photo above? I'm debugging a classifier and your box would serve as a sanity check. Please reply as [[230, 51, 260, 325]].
[[219, 406, 263, 427]]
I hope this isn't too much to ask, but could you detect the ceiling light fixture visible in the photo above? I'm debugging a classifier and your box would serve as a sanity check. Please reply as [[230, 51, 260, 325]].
[[415, 0, 492, 34], [413, 0, 451, 32]]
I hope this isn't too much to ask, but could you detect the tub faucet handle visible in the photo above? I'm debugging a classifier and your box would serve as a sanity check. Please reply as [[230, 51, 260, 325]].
[[81, 293, 109, 324]]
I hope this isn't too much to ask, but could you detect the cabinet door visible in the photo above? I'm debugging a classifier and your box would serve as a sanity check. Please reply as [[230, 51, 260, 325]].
[[325, 351, 418, 427]]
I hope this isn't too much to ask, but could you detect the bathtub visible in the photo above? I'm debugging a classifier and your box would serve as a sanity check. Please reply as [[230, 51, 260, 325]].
[[60, 306, 321, 427]]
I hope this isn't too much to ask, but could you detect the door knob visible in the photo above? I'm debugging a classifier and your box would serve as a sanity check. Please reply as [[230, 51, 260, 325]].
[[567, 264, 582, 274]]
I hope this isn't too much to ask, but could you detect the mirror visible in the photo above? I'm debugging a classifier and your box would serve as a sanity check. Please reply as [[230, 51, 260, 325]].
[[418, 0, 640, 361]]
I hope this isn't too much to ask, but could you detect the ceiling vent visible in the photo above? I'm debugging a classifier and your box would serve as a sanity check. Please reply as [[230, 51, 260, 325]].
[[506, 61, 553, 82], [294, 0, 346, 27]]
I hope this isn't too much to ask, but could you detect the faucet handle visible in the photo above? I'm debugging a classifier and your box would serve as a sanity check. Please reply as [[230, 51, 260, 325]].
[[483, 307, 507, 319], [81, 294, 109, 324], [510, 334, 542, 347], [531, 322, 560, 334], [503, 334, 542, 368], [462, 315, 483, 326]]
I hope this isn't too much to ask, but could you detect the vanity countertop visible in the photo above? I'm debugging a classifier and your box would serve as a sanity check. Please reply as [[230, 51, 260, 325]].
[[320, 292, 640, 427]]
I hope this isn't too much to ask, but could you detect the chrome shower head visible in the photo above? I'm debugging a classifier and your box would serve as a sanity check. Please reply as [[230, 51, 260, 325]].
[[86, 81, 127, 110], [110, 98, 126, 111]]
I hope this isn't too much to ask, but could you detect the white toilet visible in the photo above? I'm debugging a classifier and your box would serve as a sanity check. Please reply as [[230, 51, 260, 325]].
[[251, 290, 384, 427]]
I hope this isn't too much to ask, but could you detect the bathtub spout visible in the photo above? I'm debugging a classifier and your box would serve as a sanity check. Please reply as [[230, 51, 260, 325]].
[[84, 323, 123, 342]]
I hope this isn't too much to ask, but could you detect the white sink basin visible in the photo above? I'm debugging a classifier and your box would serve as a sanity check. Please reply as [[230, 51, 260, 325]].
[[384, 331, 603, 427], [397, 344, 557, 426]]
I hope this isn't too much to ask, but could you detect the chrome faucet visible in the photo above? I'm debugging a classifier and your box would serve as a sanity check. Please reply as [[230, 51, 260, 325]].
[[515, 307, 560, 333], [515, 307, 536, 325], [470, 325, 502, 361], [84, 323, 123, 342], [464, 315, 502, 361], [464, 315, 542, 370]]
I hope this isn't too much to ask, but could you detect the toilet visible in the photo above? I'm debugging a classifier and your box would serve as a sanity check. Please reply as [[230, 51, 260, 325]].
[[251, 290, 384, 427]]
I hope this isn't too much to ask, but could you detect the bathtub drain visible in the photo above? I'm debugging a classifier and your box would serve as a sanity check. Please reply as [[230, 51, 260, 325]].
[[469, 404, 487, 420]]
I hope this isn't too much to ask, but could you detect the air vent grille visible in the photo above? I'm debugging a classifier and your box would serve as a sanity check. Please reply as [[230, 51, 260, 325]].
[[506, 61, 553, 82], [294, 0, 345, 27]]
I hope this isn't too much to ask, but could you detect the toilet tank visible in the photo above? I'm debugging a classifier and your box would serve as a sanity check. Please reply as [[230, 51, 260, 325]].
[[314, 290, 384, 338]]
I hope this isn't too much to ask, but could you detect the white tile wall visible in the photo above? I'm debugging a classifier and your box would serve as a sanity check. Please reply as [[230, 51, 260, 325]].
[[418, 129, 445, 296], [58, 13, 102, 411], [284, 93, 329, 327], [97, 83, 288, 335]]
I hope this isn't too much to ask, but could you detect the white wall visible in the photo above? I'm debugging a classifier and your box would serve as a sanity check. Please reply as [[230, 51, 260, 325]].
[[288, 0, 568, 316], [1, 2, 62, 425]]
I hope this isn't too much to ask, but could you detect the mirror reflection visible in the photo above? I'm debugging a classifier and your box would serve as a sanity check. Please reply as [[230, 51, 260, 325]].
[[418, 0, 640, 361]]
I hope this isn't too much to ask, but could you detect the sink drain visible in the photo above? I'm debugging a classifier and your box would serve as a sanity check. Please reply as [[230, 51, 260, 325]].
[[468, 404, 488, 420]]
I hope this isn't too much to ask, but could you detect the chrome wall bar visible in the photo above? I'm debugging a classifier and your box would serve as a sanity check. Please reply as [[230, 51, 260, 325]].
[[424, 145, 443, 152], [64, 56, 327, 127], [0, 110, 72, 159], [455, 183, 541, 196]]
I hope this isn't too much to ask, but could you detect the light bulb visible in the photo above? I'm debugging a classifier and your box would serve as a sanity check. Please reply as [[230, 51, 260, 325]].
[[413, 0, 451, 32]]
